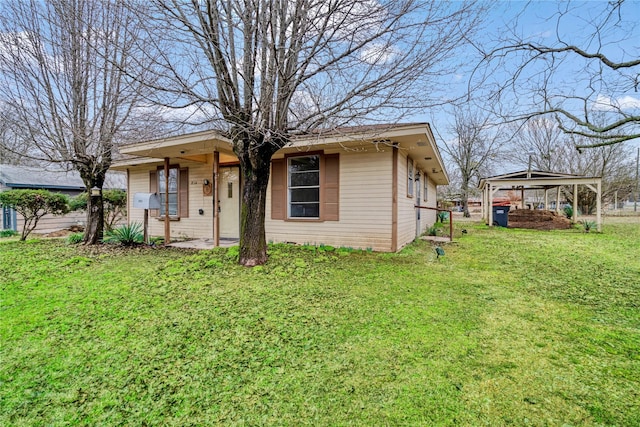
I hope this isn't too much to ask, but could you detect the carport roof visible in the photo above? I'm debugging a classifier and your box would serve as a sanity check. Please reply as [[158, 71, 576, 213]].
[[479, 170, 601, 190]]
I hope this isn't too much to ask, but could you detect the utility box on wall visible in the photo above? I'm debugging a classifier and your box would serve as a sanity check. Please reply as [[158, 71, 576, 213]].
[[133, 193, 161, 210]]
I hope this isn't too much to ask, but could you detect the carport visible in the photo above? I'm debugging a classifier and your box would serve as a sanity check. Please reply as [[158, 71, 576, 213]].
[[479, 170, 603, 232]]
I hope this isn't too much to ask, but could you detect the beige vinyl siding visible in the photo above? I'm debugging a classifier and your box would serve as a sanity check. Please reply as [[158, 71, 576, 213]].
[[423, 174, 438, 225], [396, 151, 416, 248], [266, 149, 394, 251], [127, 160, 215, 240], [396, 155, 439, 248]]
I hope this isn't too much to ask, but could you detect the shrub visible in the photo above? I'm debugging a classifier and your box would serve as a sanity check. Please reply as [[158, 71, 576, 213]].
[[70, 189, 126, 231], [437, 211, 449, 223], [581, 220, 597, 233], [563, 205, 573, 219], [66, 232, 84, 244], [0, 229, 18, 238], [103, 222, 143, 246], [0, 189, 69, 240]]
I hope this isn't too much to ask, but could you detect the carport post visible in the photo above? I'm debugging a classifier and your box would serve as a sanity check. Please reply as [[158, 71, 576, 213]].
[[488, 184, 494, 227], [573, 184, 578, 223], [596, 181, 602, 232]]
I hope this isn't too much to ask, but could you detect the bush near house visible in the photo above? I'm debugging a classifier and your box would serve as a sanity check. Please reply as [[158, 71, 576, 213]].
[[0, 189, 69, 240], [69, 189, 126, 231]]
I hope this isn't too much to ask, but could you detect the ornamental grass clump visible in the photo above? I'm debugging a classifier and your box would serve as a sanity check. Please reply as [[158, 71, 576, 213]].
[[103, 223, 143, 246]]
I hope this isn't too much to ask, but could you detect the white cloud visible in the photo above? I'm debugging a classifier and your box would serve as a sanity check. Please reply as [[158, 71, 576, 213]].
[[359, 42, 397, 65], [593, 94, 640, 111]]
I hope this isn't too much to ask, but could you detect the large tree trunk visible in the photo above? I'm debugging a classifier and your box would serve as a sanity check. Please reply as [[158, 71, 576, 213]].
[[238, 162, 271, 266], [79, 162, 107, 245], [233, 129, 282, 266], [84, 192, 104, 244]]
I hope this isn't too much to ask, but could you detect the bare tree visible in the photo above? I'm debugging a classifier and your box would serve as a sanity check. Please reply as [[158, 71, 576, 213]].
[[565, 135, 636, 213], [507, 118, 570, 172], [0, 0, 158, 244], [0, 110, 32, 165], [509, 120, 636, 213], [472, 0, 639, 150], [439, 108, 501, 217], [144, 0, 485, 265]]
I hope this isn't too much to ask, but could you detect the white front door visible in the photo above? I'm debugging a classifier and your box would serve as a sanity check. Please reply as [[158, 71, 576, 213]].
[[219, 166, 240, 239]]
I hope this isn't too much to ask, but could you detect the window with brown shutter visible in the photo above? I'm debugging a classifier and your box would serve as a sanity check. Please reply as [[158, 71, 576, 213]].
[[323, 154, 339, 221], [149, 171, 158, 217], [271, 153, 339, 221], [271, 159, 286, 220], [151, 165, 189, 219]]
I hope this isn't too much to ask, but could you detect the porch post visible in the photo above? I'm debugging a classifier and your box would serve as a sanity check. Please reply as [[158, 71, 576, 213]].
[[544, 188, 548, 210], [164, 157, 170, 245], [556, 186, 561, 213], [213, 150, 220, 247]]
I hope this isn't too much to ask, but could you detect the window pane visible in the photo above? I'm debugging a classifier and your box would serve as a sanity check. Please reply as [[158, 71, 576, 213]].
[[290, 203, 319, 218], [158, 167, 179, 216], [290, 188, 319, 203], [288, 155, 321, 218], [289, 156, 319, 172], [290, 171, 319, 187], [158, 168, 178, 192], [168, 170, 178, 191]]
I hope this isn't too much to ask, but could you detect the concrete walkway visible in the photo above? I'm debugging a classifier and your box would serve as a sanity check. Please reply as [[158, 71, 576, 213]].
[[420, 235, 453, 243], [168, 238, 239, 249]]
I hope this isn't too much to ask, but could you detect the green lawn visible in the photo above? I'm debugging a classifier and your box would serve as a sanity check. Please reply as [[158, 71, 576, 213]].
[[1, 222, 639, 426]]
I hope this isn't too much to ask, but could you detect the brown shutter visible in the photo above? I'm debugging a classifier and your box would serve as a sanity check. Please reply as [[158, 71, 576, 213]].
[[323, 153, 339, 221], [179, 168, 189, 218], [271, 159, 286, 220], [149, 170, 158, 217]]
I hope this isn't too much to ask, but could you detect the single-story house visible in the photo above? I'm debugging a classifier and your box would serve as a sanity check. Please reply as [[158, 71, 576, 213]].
[[111, 123, 449, 252], [0, 164, 125, 233]]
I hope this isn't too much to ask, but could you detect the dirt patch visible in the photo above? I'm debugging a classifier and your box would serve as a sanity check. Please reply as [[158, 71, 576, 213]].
[[36, 225, 84, 238], [40, 229, 73, 238], [508, 209, 572, 230]]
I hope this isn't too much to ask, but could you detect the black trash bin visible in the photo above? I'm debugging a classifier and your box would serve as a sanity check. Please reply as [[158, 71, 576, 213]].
[[492, 205, 510, 227]]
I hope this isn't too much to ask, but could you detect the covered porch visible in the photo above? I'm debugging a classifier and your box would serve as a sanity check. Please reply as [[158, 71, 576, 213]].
[[113, 130, 239, 247]]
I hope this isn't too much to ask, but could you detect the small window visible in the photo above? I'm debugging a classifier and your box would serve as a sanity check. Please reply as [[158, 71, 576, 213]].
[[423, 173, 428, 202], [288, 155, 320, 218], [158, 167, 178, 217], [407, 157, 414, 197], [151, 166, 188, 219]]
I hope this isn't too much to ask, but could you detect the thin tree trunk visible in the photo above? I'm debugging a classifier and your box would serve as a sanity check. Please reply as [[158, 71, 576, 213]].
[[461, 182, 471, 218]]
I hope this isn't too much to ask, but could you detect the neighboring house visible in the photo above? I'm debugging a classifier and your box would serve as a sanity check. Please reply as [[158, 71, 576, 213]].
[[111, 123, 449, 252], [0, 164, 125, 233]]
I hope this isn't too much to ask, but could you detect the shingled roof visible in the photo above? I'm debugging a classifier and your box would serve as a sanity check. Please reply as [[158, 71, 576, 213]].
[[0, 164, 126, 190]]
